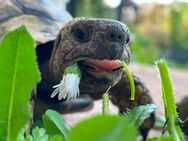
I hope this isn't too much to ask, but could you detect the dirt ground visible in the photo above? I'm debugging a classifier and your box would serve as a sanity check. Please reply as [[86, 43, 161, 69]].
[[63, 63, 188, 138]]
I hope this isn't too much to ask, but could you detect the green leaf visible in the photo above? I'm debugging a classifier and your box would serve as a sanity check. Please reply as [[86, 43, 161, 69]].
[[0, 26, 40, 141], [31, 127, 48, 141], [125, 104, 157, 127], [17, 124, 30, 141], [68, 115, 137, 141], [147, 136, 173, 141], [25, 136, 33, 141], [18, 126, 55, 141], [49, 135, 63, 141], [42, 110, 70, 140]]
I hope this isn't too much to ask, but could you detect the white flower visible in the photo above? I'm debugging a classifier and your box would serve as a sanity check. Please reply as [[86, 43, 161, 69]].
[[51, 74, 80, 100], [50, 63, 81, 100]]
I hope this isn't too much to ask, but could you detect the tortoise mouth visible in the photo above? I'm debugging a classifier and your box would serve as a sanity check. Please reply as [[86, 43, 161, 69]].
[[78, 58, 123, 93], [80, 58, 122, 72]]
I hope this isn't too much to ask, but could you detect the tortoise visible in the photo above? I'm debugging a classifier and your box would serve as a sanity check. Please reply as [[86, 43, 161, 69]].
[[0, 0, 154, 140]]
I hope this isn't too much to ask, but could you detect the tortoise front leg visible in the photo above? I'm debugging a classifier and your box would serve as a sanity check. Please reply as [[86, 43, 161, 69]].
[[109, 73, 155, 140]]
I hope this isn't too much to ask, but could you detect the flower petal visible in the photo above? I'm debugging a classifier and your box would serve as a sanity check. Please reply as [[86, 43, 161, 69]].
[[51, 73, 81, 100], [52, 83, 61, 88], [51, 86, 60, 98]]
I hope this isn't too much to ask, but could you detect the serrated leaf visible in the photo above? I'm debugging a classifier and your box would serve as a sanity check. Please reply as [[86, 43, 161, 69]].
[[32, 127, 48, 141], [0, 26, 41, 141], [42, 110, 70, 140], [25, 136, 33, 141], [125, 104, 157, 127], [17, 124, 33, 141], [68, 115, 137, 141], [17, 124, 31, 141], [17, 126, 49, 141]]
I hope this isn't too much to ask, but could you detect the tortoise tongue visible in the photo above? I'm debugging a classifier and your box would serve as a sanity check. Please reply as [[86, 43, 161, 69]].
[[84, 58, 122, 71]]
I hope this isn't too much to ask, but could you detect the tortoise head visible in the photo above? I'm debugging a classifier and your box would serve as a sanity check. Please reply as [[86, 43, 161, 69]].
[[49, 18, 130, 94]]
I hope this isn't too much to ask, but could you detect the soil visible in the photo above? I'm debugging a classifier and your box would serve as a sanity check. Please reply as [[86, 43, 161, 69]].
[[63, 63, 188, 137]]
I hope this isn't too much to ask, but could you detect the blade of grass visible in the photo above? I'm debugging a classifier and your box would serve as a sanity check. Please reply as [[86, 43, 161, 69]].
[[122, 60, 135, 100], [156, 59, 184, 141]]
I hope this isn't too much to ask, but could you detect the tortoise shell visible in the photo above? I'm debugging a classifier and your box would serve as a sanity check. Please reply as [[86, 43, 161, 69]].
[[0, 0, 72, 44]]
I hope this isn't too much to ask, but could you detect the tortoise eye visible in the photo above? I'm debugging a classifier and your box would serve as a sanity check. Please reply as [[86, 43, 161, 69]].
[[72, 23, 92, 42]]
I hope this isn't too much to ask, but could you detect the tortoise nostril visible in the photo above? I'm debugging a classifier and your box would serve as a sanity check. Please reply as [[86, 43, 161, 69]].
[[103, 23, 130, 45], [107, 31, 123, 43], [107, 32, 124, 43], [118, 35, 121, 39], [105, 26, 127, 44], [110, 34, 114, 38]]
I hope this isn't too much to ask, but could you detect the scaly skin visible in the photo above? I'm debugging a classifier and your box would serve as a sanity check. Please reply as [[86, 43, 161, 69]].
[[34, 18, 154, 140], [177, 95, 188, 139]]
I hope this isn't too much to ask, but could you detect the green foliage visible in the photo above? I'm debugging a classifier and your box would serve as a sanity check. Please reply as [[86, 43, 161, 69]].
[[68, 115, 137, 141], [42, 105, 157, 141], [17, 124, 31, 141], [30, 127, 48, 141], [130, 2, 188, 66], [42, 110, 70, 140], [16, 104, 158, 141], [169, 2, 188, 48], [18, 127, 63, 141], [0, 26, 40, 141], [74, 0, 117, 19], [131, 32, 160, 64], [156, 59, 184, 141], [126, 104, 156, 127], [49, 135, 63, 141]]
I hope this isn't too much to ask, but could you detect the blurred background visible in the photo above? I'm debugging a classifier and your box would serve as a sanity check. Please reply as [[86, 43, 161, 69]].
[[62, 0, 188, 68]]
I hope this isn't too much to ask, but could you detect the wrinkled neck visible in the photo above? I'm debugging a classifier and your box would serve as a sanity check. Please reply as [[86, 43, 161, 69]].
[[49, 56, 62, 83]]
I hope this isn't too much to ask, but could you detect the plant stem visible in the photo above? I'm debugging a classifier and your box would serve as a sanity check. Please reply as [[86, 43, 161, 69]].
[[122, 61, 135, 100], [156, 59, 184, 141], [102, 86, 111, 115]]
